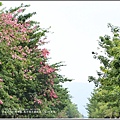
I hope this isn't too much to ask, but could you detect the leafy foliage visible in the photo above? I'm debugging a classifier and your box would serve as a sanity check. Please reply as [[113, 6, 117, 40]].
[[87, 23, 120, 118], [57, 100, 83, 118], [0, 3, 82, 118]]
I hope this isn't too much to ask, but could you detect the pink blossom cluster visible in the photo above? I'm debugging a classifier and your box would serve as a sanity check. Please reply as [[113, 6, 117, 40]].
[[23, 74, 33, 80], [0, 13, 31, 35], [43, 93, 46, 96], [50, 80, 54, 86], [0, 100, 3, 104], [17, 9, 23, 13], [11, 46, 32, 57], [38, 39, 48, 46], [40, 62, 43, 65], [22, 68, 34, 80], [50, 89, 58, 99], [10, 45, 33, 62], [48, 74, 56, 79], [11, 52, 26, 61], [0, 13, 32, 46], [26, 48, 32, 54], [38, 65, 55, 74], [0, 78, 3, 82], [41, 48, 49, 58], [12, 8, 23, 15], [34, 99, 42, 104], [24, 21, 31, 28], [9, 96, 13, 99], [1, 13, 13, 21], [33, 26, 38, 31], [24, 46, 32, 54], [0, 10, 59, 102]]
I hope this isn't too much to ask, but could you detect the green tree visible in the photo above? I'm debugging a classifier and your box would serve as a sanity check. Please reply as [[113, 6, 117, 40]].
[[65, 102, 82, 118], [57, 99, 83, 118], [87, 23, 120, 118], [0, 3, 74, 118]]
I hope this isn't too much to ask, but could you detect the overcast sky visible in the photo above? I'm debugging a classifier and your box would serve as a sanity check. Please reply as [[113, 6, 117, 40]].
[[2, 1, 120, 117]]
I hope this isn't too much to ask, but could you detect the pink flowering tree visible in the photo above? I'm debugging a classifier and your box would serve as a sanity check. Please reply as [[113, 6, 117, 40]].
[[0, 3, 72, 118]]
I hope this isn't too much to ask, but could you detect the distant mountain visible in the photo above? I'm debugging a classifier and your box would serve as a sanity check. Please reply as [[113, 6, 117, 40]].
[[62, 81, 95, 117]]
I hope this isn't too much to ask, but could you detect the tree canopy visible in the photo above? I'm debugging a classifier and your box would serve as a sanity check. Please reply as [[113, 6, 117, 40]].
[[86, 23, 120, 118], [0, 3, 82, 118]]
